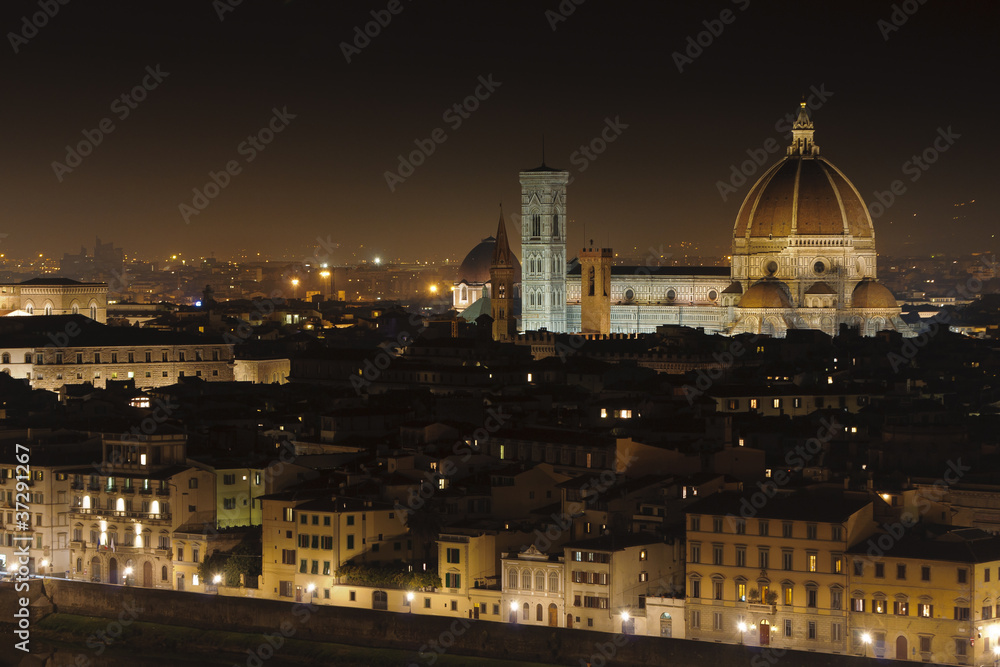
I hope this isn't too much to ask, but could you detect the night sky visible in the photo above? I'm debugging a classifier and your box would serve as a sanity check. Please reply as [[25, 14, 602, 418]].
[[1, 0, 996, 264]]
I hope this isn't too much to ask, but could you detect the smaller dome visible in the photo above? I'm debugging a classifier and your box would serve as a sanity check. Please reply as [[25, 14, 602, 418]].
[[738, 280, 792, 309], [852, 279, 898, 309]]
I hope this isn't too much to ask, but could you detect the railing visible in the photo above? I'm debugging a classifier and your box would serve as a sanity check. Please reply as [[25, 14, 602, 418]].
[[155, 488, 170, 497], [746, 603, 777, 614], [139, 488, 153, 495], [70, 507, 171, 521], [70, 482, 84, 490]]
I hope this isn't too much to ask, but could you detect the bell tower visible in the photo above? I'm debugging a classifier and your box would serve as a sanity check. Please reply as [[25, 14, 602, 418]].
[[489, 207, 517, 342], [579, 241, 612, 335], [519, 155, 568, 333]]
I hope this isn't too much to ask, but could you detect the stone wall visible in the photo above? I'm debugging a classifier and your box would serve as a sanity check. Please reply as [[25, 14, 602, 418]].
[[4, 579, 918, 667]]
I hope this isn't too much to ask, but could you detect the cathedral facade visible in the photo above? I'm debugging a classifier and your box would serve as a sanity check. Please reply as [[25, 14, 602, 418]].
[[457, 103, 909, 338]]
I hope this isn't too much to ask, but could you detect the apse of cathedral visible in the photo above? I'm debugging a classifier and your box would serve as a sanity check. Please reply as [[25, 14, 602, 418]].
[[454, 102, 911, 339]]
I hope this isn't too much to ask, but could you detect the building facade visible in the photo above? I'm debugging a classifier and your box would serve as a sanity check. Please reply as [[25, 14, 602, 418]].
[[0, 277, 107, 323]]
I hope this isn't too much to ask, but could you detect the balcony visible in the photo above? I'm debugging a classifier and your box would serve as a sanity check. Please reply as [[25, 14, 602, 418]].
[[70, 507, 171, 522], [746, 603, 777, 614], [122, 486, 136, 495], [139, 488, 153, 495], [87, 484, 101, 492], [70, 481, 84, 490], [155, 488, 170, 497]]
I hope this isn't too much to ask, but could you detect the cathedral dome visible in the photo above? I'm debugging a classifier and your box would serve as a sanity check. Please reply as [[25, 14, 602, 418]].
[[851, 279, 898, 309], [738, 280, 792, 309], [457, 237, 521, 284], [733, 105, 873, 240]]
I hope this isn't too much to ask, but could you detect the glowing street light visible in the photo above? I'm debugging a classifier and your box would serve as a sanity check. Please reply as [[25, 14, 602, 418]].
[[406, 591, 414, 613], [861, 632, 872, 657], [213, 574, 222, 585], [737, 621, 748, 645], [373, 257, 381, 266], [429, 284, 438, 294], [291, 277, 300, 299]]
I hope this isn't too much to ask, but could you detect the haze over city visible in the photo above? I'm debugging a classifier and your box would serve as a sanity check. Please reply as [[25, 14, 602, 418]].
[[0, 0, 996, 263]]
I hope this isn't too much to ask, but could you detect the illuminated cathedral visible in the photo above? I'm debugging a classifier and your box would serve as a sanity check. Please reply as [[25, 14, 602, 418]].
[[454, 103, 910, 338]]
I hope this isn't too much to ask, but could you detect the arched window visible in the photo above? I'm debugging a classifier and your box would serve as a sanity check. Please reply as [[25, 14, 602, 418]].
[[90, 303, 97, 320], [72, 303, 79, 314], [531, 214, 541, 237], [508, 568, 518, 589], [549, 572, 559, 592], [25, 304, 33, 314], [536, 604, 543, 621], [44, 303, 52, 315], [535, 571, 545, 590], [523, 602, 530, 619], [161, 565, 168, 581], [76, 558, 82, 572], [522, 570, 532, 590], [1, 353, 8, 364]]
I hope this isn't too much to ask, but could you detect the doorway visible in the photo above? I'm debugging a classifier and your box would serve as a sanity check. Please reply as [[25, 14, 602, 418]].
[[759, 620, 770, 646]]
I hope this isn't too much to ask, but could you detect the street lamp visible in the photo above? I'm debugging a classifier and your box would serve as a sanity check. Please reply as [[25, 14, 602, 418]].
[[291, 278, 299, 299], [737, 621, 748, 645], [406, 591, 414, 613], [509, 600, 518, 624], [861, 632, 872, 657], [993, 644, 1000, 667], [306, 583, 316, 597], [213, 574, 222, 585]]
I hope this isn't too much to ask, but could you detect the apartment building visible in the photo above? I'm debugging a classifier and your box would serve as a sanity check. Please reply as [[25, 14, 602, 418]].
[[65, 432, 216, 591], [259, 494, 411, 603], [846, 527, 1000, 664], [684, 487, 880, 652], [0, 315, 234, 390]]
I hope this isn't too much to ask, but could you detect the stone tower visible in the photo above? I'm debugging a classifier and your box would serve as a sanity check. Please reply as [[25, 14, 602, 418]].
[[519, 159, 569, 332], [579, 242, 612, 335], [489, 207, 517, 342]]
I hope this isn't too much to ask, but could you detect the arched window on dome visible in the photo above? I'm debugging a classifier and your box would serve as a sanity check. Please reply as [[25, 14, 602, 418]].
[[460, 285, 467, 302]]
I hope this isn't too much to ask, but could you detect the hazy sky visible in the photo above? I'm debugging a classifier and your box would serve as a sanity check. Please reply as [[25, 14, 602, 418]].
[[1, 0, 996, 264]]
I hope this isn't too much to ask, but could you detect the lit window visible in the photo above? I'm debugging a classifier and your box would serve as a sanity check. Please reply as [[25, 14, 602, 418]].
[[600, 409, 607, 418]]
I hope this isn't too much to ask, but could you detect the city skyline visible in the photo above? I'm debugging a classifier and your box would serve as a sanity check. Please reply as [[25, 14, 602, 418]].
[[0, 1, 996, 262]]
